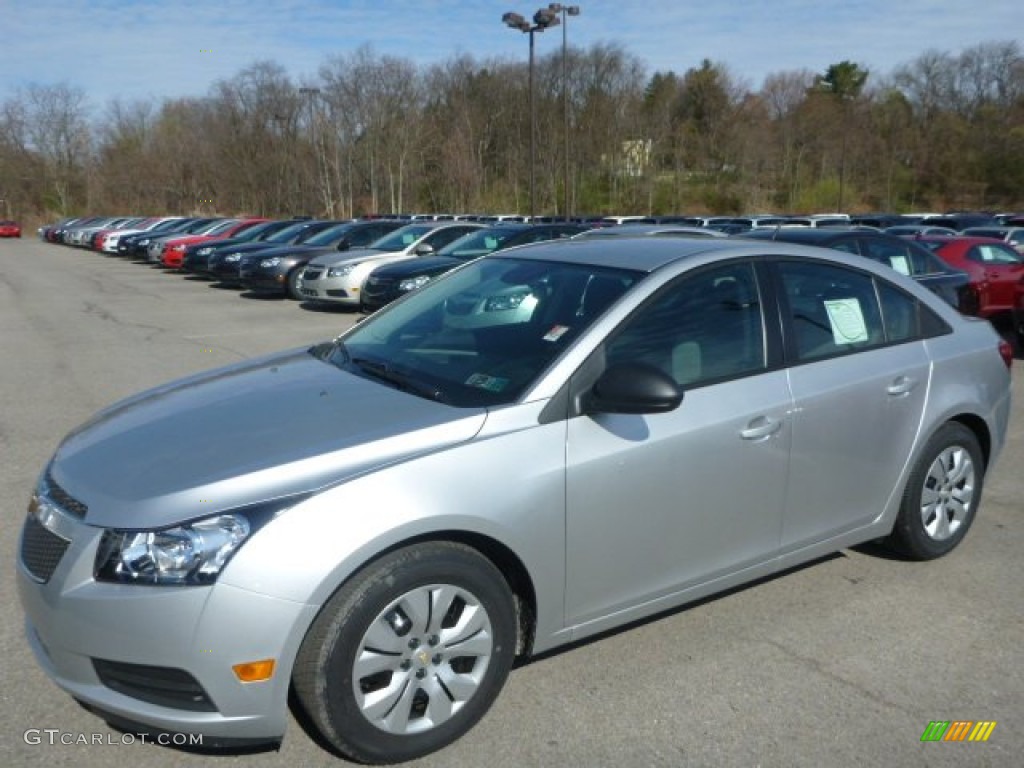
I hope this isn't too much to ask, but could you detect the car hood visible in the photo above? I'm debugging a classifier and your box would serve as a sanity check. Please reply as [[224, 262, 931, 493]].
[[245, 244, 330, 262], [308, 247, 387, 268], [49, 348, 487, 529], [372, 256, 464, 278]]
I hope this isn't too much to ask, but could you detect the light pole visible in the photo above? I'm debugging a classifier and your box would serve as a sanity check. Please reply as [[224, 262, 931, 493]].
[[299, 87, 321, 213], [502, 8, 560, 219], [548, 4, 579, 221]]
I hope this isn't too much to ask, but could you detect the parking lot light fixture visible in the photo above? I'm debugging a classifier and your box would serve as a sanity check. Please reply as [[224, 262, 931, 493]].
[[548, 4, 580, 220], [502, 8, 560, 219]]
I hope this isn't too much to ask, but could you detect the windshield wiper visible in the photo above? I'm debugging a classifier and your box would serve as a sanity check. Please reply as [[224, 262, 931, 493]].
[[349, 357, 448, 403]]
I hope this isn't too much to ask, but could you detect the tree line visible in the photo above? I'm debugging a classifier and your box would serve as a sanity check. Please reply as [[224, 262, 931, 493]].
[[1, 39, 1021, 226]]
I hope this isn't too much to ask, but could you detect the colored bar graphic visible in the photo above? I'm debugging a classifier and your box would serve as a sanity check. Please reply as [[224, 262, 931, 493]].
[[968, 722, 996, 742], [921, 721, 949, 742], [921, 720, 997, 742], [943, 721, 973, 741]]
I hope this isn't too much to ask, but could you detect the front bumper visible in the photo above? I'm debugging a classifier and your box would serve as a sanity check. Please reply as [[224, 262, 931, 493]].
[[297, 269, 358, 306], [16, 512, 316, 742], [240, 269, 289, 294]]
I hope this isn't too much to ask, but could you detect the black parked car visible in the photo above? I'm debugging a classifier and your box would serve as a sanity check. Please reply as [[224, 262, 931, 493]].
[[205, 219, 345, 284], [359, 223, 587, 312], [239, 219, 407, 299], [180, 219, 308, 275], [738, 227, 977, 314]]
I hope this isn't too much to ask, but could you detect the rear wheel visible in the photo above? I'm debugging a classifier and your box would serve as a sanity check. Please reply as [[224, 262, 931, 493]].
[[293, 542, 517, 764], [887, 422, 984, 560]]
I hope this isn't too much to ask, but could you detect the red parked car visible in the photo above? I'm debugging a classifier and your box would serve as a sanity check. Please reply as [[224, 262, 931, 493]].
[[0, 219, 22, 238], [160, 218, 268, 268], [912, 234, 1024, 343]]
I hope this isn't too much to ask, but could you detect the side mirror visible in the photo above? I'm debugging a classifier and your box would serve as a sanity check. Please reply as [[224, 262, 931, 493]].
[[414, 243, 435, 256], [335, 238, 351, 251], [584, 363, 682, 415]]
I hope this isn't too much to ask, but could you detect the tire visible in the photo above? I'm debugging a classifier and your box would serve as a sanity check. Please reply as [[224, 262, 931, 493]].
[[286, 268, 303, 300], [887, 422, 984, 560], [293, 542, 517, 764]]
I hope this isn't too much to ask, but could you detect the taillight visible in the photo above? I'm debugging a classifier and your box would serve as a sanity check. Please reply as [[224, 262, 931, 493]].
[[998, 339, 1014, 369]]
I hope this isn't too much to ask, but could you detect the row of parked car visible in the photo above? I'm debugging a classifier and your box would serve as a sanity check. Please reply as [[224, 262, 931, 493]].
[[35, 210, 1024, 345]]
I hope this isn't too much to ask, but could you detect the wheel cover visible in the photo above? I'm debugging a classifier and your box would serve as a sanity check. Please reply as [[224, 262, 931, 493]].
[[920, 445, 975, 541], [352, 583, 494, 735]]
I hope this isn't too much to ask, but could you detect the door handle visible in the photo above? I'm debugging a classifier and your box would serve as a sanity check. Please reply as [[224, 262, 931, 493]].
[[887, 375, 918, 397], [740, 416, 782, 441]]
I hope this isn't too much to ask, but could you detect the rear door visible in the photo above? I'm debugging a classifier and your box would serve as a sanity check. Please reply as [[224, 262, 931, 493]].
[[774, 259, 932, 549]]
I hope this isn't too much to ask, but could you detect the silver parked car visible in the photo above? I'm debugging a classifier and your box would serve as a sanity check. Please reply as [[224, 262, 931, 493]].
[[17, 237, 1012, 763], [297, 221, 483, 307]]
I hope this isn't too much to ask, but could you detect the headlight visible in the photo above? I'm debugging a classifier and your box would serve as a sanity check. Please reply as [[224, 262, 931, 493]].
[[225, 253, 242, 262], [260, 257, 281, 268], [198, 246, 213, 255], [398, 275, 432, 292], [95, 514, 250, 585], [328, 263, 358, 277]]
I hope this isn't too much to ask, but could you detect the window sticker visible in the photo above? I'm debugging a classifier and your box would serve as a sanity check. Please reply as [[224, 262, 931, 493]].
[[465, 373, 509, 392], [824, 298, 869, 344], [889, 255, 910, 275], [543, 325, 571, 342]]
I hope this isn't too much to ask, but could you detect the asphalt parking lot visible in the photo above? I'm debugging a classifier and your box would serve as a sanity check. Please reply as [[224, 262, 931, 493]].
[[1, 237, 1021, 768]]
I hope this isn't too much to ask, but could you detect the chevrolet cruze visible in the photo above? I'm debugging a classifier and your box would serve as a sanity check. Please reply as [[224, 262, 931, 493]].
[[17, 237, 1012, 763]]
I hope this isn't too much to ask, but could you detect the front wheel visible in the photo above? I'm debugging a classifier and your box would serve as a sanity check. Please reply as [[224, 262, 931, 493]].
[[286, 267, 304, 300], [292, 542, 517, 764], [887, 422, 984, 560]]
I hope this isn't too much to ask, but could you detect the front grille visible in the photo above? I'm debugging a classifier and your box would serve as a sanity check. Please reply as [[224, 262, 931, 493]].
[[20, 515, 71, 583], [44, 470, 88, 518], [93, 659, 218, 712]]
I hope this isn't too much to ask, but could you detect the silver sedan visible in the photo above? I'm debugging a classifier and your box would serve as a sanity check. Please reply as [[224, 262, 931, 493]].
[[17, 236, 1012, 764]]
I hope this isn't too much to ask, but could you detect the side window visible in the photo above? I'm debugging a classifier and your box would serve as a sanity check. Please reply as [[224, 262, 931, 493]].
[[972, 244, 1022, 265], [861, 237, 916, 276], [828, 237, 860, 255], [604, 262, 765, 387], [778, 261, 885, 362]]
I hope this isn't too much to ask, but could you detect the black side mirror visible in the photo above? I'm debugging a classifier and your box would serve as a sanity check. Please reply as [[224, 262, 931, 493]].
[[335, 238, 351, 251], [584, 363, 682, 415]]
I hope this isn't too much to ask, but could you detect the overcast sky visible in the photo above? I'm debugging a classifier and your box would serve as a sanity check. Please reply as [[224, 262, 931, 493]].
[[2, 0, 1019, 110]]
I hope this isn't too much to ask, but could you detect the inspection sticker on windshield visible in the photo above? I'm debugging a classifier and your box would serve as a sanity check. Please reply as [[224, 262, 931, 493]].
[[824, 298, 869, 344], [543, 325, 571, 342], [465, 373, 509, 392]]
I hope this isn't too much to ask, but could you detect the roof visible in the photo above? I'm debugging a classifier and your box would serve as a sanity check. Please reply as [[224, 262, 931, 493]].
[[493, 233, 789, 273]]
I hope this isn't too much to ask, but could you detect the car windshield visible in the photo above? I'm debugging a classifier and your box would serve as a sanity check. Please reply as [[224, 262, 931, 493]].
[[265, 221, 317, 243], [187, 219, 224, 234], [369, 224, 437, 252], [303, 223, 357, 246], [436, 228, 524, 260], [325, 257, 642, 407], [231, 220, 282, 242], [203, 219, 242, 236]]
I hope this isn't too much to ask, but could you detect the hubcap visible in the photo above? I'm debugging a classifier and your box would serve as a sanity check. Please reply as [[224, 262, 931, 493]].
[[352, 584, 494, 735], [920, 445, 975, 541]]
